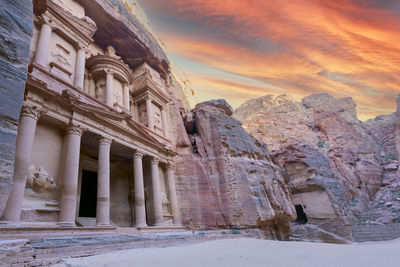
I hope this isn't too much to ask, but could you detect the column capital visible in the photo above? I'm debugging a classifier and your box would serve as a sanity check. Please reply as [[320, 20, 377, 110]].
[[133, 150, 144, 159], [167, 162, 176, 171], [76, 42, 87, 51], [151, 157, 159, 165], [104, 68, 115, 75], [98, 137, 112, 146], [20, 105, 41, 121], [39, 11, 53, 26], [66, 123, 84, 136]]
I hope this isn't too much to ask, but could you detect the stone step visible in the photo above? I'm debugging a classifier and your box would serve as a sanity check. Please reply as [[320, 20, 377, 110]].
[[1, 229, 260, 266], [352, 223, 400, 242]]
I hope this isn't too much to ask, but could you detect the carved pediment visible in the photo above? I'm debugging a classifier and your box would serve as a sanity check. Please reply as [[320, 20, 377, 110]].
[[35, 0, 97, 45]]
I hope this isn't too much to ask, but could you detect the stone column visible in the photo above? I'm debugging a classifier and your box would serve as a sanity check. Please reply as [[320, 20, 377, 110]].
[[0, 106, 40, 223], [166, 163, 181, 225], [123, 84, 130, 111], [96, 137, 112, 226], [83, 73, 90, 94], [133, 151, 147, 227], [105, 70, 114, 107], [88, 74, 96, 97], [34, 20, 52, 67], [74, 45, 86, 90], [161, 107, 168, 138], [146, 98, 154, 130], [58, 124, 83, 226], [132, 102, 138, 120], [151, 157, 164, 226]]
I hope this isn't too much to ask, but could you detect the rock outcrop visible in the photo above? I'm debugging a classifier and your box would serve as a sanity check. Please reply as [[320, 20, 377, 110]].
[[233, 93, 392, 240], [0, 0, 33, 215], [175, 99, 296, 239]]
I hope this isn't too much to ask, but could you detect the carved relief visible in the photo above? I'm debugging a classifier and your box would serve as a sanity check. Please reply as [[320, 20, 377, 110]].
[[153, 104, 163, 135], [49, 32, 76, 79], [95, 79, 106, 102], [51, 43, 72, 68], [26, 165, 57, 195]]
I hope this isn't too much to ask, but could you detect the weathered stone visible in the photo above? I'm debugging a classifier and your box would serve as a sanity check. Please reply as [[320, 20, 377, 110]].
[[234, 94, 383, 216], [195, 99, 234, 116], [274, 143, 353, 241], [175, 100, 296, 238]]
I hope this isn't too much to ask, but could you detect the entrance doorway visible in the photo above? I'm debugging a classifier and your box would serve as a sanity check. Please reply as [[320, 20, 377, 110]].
[[295, 205, 308, 224], [79, 170, 98, 218]]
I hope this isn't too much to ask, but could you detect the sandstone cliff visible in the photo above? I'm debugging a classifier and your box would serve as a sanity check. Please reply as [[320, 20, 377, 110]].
[[234, 94, 384, 214], [173, 100, 296, 239], [233, 93, 397, 240], [0, 0, 33, 215]]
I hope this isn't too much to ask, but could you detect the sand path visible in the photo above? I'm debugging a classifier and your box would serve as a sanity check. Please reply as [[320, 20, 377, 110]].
[[58, 238, 400, 267]]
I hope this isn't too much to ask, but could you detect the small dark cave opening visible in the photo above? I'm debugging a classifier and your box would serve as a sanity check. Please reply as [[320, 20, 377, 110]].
[[295, 205, 308, 224]]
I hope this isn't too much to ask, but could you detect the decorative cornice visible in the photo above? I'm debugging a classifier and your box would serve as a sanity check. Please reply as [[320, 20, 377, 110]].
[[20, 105, 41, 121], [66, 123, 83, 136], [87, 55, 133, 84]]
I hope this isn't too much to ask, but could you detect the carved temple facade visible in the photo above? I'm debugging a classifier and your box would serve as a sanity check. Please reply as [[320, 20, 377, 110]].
[[0, 0, 182, 229]]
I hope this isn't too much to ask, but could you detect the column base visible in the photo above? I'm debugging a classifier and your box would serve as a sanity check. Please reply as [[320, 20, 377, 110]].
[[57, 222, 77, 228], [96, 223, 111, 227], [135, 223, 148, 228]]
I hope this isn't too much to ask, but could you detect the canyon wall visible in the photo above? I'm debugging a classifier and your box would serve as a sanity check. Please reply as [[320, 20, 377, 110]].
[[234, 93, 398, 240], [0, 0, 33, 215]]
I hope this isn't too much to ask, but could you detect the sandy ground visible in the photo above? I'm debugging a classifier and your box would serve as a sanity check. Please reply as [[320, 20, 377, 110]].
[[57, 238, 400, 267]]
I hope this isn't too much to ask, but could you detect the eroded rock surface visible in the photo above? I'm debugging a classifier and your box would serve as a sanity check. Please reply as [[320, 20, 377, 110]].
[[175, 100, 296, 239], [233, 93, 396, 241], [234, 94, 383, 214]]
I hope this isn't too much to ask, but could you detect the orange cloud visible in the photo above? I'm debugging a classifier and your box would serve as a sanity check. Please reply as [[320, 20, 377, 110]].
[[140, 0, 400, 119]]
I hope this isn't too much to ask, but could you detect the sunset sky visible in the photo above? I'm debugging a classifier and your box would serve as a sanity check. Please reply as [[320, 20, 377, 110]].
[[138, 0, 400, 120]]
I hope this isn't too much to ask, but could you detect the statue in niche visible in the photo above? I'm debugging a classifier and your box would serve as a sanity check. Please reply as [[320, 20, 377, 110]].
[[95, 79, 106, 102], [105, 46, 121, 59], [26, 165, 57, 195], [161, 192, 171, 216], [114, 89, 122, 105], [154, 111, 161, 126]]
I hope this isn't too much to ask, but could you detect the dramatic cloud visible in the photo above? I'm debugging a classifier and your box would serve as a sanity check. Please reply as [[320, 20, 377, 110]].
[[139, 0, 400, 120]]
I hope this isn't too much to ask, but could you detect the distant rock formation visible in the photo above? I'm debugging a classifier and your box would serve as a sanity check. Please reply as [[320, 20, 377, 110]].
[[234, 93, 398, 240]]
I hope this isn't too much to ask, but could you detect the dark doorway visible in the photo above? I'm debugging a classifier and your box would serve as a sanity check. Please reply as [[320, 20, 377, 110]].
[[295, 205, 308, 224], [79, 170, 98, 218]]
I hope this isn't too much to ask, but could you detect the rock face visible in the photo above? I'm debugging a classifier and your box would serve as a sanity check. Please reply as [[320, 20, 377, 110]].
[[175, 100, 295, 239], [274, 144, 353, 241], [364, 113, 397, 162], [233, 93, 390, 240], [0, 0, 33, 215]]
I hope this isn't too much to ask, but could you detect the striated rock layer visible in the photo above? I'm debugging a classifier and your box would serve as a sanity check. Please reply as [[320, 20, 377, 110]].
[[174, 100, 296, 239], [0, 0, 33, 215]]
